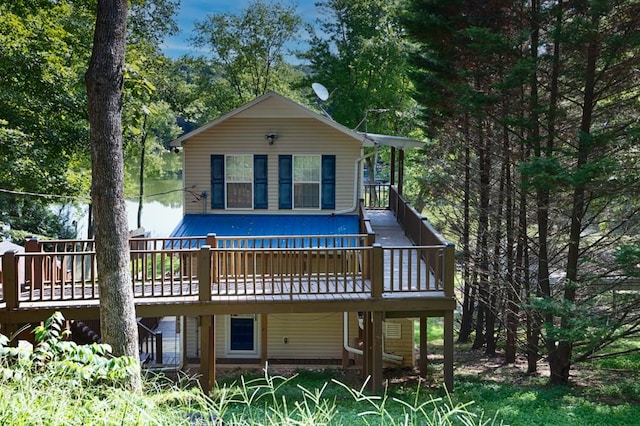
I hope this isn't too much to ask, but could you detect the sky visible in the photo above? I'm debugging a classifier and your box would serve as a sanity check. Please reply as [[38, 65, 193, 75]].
[[161, 0, 319, 58]]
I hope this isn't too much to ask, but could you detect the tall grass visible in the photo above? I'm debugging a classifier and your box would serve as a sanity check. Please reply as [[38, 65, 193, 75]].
[[3, 312, 638, 425], [0, 312, 496, 425]]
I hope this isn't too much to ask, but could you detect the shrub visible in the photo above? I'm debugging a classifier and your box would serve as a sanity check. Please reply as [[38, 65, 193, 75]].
[[0, 311, 139, 387]]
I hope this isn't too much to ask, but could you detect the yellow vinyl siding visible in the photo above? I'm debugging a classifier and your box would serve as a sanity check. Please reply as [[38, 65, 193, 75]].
[[383, 319, 415, 367], [182, 116, 362, 215], [266, 313, 344, 359], [184, 314, 414, 366]]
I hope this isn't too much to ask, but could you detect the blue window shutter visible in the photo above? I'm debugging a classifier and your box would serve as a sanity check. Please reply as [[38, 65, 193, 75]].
[[210, 155, 225, 209], [322, 155, 336, 209], [254, 155, 268, 209], [278, 155, 292, 209]]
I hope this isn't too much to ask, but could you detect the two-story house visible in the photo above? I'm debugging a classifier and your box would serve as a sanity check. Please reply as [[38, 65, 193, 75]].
[[167, 92, 455, 389]]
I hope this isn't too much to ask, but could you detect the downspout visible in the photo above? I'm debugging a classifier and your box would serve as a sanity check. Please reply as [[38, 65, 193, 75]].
[[332, 143, 378, 215], [343, 312, 403, 364]]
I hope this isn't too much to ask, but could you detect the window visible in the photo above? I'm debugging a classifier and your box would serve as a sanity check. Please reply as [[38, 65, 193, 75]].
[[211, 155, 268, 210], [294, 155, 320, 208], [278, 155, 335, 210], [226, 155, 253, 208]]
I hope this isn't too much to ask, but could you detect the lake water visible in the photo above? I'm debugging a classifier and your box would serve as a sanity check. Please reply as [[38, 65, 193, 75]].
[[74, 178, 184, 238]]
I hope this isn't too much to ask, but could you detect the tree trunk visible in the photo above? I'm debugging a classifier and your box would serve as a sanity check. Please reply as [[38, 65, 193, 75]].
[[85, 0, 141, 391], [548, 7, 599, 385], [503, 118, 517, 363], [458, 114, 475, 343], [473, 116, 490, 351]]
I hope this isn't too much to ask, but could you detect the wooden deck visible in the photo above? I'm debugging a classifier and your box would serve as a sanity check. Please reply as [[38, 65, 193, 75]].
[[0, 209, 454, 321], [0, 188, 456, 392]]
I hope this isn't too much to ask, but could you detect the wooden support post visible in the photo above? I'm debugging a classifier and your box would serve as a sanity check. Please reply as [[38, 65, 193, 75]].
[[260, 313, 268, 366], [398, 149, 404, 196], [444, 310, 454, 392], [362, 233, 375, 280], [206, 234, 217, 285], [390, 147, 396, 187], [2, 250, 19, 310], [370, 244, 383, 298], [24, 237, 41, 290], [444, 243, 455, 298], [419, 317, 428, 377], [362, 311, 383, 393], [198, 245, 212, 302], [362, 312, 371, 382], [370, 311, 383, 393], [199, 315, 215, 394], [155, 331, 163, 364]]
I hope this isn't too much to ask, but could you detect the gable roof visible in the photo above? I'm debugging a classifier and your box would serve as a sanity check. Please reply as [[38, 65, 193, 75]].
[[170, 91, 373, 148], [170, 91, 427, 150]]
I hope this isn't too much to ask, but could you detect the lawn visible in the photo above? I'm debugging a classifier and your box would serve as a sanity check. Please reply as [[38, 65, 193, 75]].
[[2, 312, 639, 425]]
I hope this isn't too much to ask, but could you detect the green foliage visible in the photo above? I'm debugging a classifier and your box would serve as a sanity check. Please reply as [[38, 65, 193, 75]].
[[0, 312, 139, 387], [190, 0, 304, 113], [454, 376, 640, 426], [211, 368, 498, 425], [303, 0, 418, 135], [0, 0, 183, 239], [614, 244, 640, 277]]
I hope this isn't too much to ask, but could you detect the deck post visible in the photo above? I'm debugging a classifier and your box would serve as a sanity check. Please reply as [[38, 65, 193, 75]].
[[206, 234, 217, 284], [198, 245, 212, 302], [444, 243, 455, 298], [371, 311, 384, 393], [260, 313, 268, 366], [444, 310, 454, 392], [2, 250, 19, 309], [371, 244, 383, 298], [398, 149, 404, 196], [155, 331, 163, 364], [199, 315, 215, 394], [362, 311, 383, 392], [419, 317, 428, 377], [390, 147, 396, 188], [362, 312, 371, 382], [24, 237, 42, 290]]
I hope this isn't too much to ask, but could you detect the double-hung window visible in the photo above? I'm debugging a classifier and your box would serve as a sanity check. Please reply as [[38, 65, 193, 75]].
[[294, 155, 321, 208], [278, 154, 335, 210], [211, 154, 268, 210], [226, 155, 253, 209]]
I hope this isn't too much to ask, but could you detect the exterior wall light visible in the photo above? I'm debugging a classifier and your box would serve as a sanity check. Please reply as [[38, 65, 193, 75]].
[[265, 133, 278, 145]]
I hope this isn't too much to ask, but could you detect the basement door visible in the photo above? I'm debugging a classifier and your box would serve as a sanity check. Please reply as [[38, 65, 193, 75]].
[[226, 315, 259, 357]]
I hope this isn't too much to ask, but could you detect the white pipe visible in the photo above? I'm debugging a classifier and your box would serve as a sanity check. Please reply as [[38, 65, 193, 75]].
[[332, 146, 378, 215], [343, 312, 403, 364]]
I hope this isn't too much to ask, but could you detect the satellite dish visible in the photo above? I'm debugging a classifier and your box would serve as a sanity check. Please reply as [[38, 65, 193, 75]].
[[312, 82, 330, 101]]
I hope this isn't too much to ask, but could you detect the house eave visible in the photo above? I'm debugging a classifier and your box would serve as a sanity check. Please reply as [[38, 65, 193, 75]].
[[169, 91, 371, 148]]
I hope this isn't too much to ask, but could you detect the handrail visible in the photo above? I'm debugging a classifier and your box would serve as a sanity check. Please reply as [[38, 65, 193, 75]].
[[137, 319, 163, 364], [389, 186, 449, 246], [2, 231, 454, 309], [363, 184, 390, 209]]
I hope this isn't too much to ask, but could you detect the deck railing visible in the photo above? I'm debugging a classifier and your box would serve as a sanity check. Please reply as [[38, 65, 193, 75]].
[[1, 226, 453, 308], [387, 186, 454, 296], [204, 246, 367, 298], [363, 184, 390, 209], [389, 186, 449, 246]]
